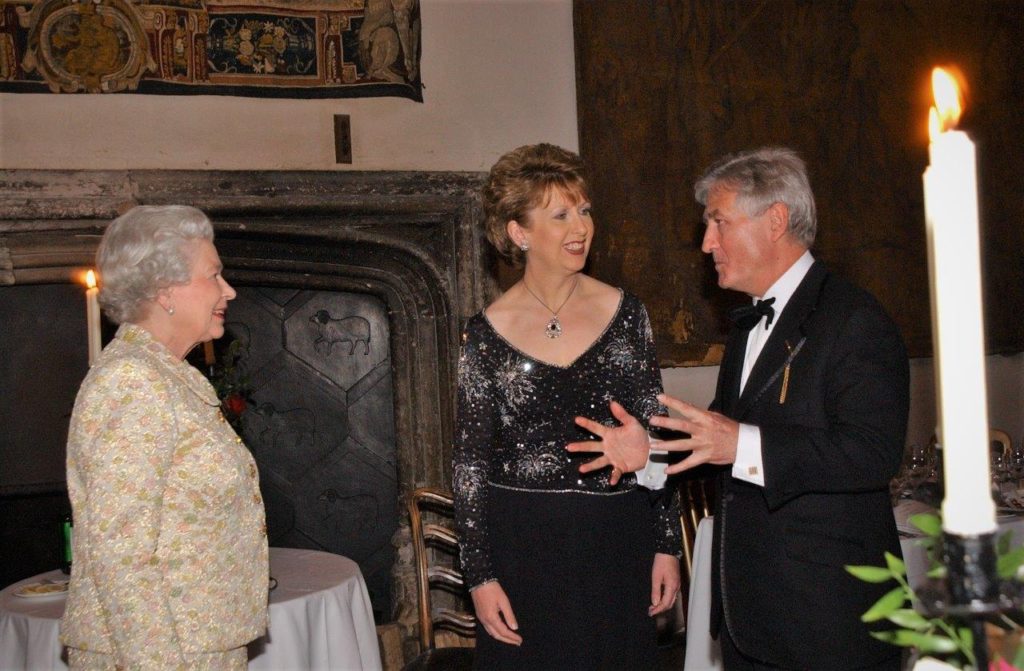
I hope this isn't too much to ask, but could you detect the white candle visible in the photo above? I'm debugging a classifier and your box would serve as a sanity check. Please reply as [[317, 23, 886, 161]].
[[85, 270, 101, 366], [922, 67, 996, 536]]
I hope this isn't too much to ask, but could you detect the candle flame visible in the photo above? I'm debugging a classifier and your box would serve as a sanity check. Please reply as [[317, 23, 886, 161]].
[[930, 67, 963, 138], [85, 269, 98, 290]]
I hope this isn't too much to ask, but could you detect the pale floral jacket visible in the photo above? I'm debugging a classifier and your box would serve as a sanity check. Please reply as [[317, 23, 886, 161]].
[[60, 324, 269, 669]]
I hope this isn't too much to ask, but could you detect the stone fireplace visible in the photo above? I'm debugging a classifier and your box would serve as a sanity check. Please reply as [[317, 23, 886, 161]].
[[0, 169, 492, 640]]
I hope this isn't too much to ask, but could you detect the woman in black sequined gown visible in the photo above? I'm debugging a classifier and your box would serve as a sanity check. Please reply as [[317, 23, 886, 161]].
[[453, 144, 682, 670]]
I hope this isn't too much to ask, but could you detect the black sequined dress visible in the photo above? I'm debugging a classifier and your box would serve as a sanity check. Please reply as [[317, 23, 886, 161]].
[[453, 291, 681, 670]]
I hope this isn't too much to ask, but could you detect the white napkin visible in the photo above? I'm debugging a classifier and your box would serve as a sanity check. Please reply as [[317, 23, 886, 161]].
[[893, 499, 937, 536]]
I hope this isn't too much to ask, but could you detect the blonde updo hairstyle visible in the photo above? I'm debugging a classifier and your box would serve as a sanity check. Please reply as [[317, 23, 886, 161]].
[[482, 143, 589, 266], [97, 205, 214, 324]]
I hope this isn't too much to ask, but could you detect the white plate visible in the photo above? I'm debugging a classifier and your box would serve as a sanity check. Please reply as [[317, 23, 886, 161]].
[[14, 580, 69, 598]]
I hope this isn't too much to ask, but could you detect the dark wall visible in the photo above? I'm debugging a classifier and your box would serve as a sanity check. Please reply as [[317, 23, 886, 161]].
[[0, 284, 97, 586], [574, 0, 1024, 365]]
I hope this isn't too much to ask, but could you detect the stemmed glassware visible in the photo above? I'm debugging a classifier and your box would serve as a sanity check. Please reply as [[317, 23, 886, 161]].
[[1004, 441, 1024, 508], [990, 441, 1020, 508], [892, 443, 932, 504]]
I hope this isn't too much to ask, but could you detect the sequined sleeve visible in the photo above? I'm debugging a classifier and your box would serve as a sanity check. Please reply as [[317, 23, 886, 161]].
[[69, 358, 187, 668], [452, 318, 499, 589], [631, 302, 683, 557]]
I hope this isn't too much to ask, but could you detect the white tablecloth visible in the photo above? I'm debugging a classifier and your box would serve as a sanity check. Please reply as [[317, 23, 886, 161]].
[[683, 511, 1024, 671], [0, 547, 382, 671]]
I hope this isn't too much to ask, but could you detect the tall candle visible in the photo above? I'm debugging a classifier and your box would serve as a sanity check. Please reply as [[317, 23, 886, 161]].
[[204, 341, 216, 367], [85, 270, 102, 366], [922, 67, 996, 536]]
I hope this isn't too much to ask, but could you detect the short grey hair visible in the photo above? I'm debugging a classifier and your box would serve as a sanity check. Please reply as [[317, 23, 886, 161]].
[[97, 205, 214, 324], [694, 146, 817, 247]]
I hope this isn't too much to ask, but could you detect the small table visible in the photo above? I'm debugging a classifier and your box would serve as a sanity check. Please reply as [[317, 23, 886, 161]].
[[0, 547, 382, 670], [683, 511, 1024, 671]]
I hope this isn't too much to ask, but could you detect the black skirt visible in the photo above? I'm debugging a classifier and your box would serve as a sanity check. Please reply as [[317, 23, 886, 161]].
[[473, 485, 658, 671]]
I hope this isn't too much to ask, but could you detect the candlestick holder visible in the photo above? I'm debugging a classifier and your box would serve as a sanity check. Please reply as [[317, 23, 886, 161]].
[[917, 531, 1024, 669]]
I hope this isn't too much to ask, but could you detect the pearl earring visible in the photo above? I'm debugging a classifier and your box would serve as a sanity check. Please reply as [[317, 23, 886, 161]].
[[167, 306, 175, 316]]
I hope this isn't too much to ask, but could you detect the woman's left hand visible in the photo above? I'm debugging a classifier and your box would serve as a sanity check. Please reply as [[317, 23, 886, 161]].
[[649, 552, 680, 616]]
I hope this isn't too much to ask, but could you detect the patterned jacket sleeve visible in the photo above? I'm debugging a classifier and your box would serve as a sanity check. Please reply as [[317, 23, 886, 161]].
[[632, 301, 683, 557], [452, 319, 499, 589], [70, 358, 187, 669]]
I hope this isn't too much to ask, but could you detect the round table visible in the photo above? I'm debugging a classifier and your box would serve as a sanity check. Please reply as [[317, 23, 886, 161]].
[[0, 547, 382, 670]]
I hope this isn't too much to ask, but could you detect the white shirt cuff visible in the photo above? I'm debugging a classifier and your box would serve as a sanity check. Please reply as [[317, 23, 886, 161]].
[[731, 423, 765, 486], [633, 439, 669, 490]]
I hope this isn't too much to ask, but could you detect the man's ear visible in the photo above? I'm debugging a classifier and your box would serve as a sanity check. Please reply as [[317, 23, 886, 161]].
[[767, 203, 790, 242]]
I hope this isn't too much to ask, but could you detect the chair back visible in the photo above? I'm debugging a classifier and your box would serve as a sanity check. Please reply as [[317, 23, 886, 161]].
[[991, 429, 1012, 458], [407, 487, 476, 651], [679, 474, 717, 584]]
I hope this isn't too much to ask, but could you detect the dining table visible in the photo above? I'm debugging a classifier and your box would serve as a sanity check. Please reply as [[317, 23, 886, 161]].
[[683, 502, 1024, 671], [0, 547, 382, 671]]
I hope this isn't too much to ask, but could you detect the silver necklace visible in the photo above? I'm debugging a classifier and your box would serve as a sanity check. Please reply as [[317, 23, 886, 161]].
[[522, 276, 580, 339]]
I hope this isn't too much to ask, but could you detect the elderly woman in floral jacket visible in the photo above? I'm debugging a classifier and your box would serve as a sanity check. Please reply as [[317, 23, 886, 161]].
[[61, 205, 268, 670]]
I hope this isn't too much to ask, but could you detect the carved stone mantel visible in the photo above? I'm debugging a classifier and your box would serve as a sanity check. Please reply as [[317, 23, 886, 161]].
[[0, 169, 493, 647], [0, 168, 492, 489]]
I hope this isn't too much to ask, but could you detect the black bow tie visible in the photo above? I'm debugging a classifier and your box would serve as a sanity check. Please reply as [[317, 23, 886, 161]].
[[730, 298, 776, 331]]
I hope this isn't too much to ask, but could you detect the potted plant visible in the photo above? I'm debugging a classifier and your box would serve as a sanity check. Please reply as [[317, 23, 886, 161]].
[[846, 513, 1024, 669]]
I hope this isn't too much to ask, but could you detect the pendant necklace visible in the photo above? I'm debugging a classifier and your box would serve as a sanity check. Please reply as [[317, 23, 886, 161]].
[[522, 275, 580, 339]]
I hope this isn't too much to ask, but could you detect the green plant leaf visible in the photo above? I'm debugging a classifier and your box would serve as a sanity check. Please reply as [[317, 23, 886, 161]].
[[869, 631, 902, 645], [926, 565, 947, 579], [846, 564, 894, 583], [886, 608, 930, 630], [1013, 642, 1024, 669], [910, 513, 942, 537], [861, 587, 907, 622], [998, 546, 1024, 580], [871, 629, 959, 652], [957, 626, 973, 650], [903, 631, 959, 654], [999, 530, 1012, 555], [884, 551, 906, 575]]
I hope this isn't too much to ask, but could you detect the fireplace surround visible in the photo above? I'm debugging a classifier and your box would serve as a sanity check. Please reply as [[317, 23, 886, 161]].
[[0, 169, 492, 645]]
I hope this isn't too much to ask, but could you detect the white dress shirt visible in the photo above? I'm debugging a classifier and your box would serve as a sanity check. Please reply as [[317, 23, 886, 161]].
[[732, 250, 815, 486]]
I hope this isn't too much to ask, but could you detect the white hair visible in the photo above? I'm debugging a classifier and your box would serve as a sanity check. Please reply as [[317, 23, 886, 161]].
[[694, 146, 817, 247], [96, 205, 214, 324]]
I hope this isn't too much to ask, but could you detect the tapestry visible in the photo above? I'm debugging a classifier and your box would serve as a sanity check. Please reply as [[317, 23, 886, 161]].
[[0, 0, 422, 100]]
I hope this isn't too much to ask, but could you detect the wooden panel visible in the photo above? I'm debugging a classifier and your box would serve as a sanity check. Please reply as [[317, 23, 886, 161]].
[[574, 0, 1024, 365]]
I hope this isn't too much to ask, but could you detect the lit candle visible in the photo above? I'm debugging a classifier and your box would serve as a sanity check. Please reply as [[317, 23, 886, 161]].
[[923, 67, 996, 536], [84, 270, 102, 366]]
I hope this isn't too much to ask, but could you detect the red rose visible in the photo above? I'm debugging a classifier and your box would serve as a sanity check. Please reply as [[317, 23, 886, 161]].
[[223, 393, 247, 417]]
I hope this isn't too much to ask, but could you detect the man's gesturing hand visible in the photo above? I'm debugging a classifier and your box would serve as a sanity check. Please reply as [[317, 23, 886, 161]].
[[566, 400, 651, 485]]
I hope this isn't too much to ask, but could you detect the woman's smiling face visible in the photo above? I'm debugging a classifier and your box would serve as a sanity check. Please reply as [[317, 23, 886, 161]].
[[515, 186, 594, 274], [167, 239, 236, 348]]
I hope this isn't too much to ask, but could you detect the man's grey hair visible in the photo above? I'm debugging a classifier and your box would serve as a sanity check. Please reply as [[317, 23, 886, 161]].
[[694, 146, 817, 247], [96, 205, 214, 324]]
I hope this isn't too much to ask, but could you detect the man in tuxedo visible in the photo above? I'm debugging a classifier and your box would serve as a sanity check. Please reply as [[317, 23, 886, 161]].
[[570, 147, 909, 670]]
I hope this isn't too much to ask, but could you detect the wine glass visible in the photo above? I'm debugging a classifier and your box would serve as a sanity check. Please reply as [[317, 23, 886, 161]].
[[990, 447, 1013, 505], [1007, 442, 1024, 506], [905, 443, 930, 498]]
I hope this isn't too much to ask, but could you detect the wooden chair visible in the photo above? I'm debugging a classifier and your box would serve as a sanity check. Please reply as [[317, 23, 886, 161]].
[[658, 472, 717, 643], [679, 473, 717, 585], [402, 488, 475, 671], [991, 428, 1012, 458]]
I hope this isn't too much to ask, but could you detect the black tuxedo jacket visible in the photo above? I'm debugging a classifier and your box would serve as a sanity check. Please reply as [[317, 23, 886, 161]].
[[709, 261, 909, 669]]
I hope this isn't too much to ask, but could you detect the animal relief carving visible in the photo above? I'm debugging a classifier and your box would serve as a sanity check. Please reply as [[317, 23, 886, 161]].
[[309, 309, 371, 355]]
